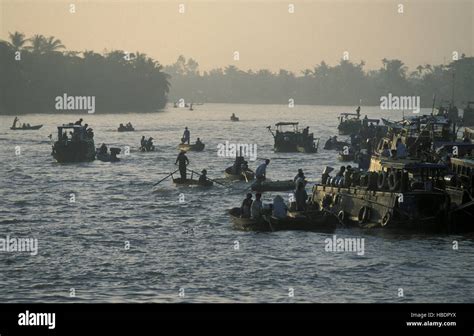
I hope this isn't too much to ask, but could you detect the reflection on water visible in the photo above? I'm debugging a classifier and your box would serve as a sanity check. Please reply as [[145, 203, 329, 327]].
[[0, 104, 473, 303]]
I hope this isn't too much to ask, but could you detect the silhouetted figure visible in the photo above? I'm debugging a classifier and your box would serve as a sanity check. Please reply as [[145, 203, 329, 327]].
[[74, 118, 83, 126], [240, 193, 253, 218], [175, 150, 189, 180], [182, 127, 190, 144]]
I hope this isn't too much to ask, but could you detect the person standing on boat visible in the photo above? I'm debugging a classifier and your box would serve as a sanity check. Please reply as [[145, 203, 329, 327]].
[[140, 136, 146, 150], [12, 117, 19, 129], [182, 127, 190, 144], [294, 168, 306, 187], [175, 150, 189, 180], [251, 193, 263, 219], [255, 159, 270, 181], [294, 182, 308, 211], [240, 193, 253, 218], [356, 106, 361, 118]]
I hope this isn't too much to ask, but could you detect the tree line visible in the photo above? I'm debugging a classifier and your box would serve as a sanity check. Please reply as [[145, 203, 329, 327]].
[[0, 32, 170, 115], [164, 55, 474, 108]]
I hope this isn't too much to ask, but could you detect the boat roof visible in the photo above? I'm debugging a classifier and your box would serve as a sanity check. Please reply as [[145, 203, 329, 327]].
[[58, 124, 83, 129], [451, 157, 474, 167], [377, 158, 447, 170], [339, 113, 359, 116], [275, 122, 298, 126]]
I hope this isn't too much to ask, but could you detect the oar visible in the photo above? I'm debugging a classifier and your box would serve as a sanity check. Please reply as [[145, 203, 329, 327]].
[[153, 169, 179, 186], [241, 171, 249, 183], [188, 168, 226, 187]]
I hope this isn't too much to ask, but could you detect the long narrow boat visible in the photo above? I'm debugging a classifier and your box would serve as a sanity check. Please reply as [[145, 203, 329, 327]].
[[228, 207, 338, 232], [172, 177, 213, 187], [263, 211, 337, 232], [178, 142, 205, 151], [224, 167, 255, 181], [251, 180, 295, 192], [11, 124, 43, 130]]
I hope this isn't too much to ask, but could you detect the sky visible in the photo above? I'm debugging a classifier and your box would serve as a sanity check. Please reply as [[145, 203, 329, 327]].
[[0, 0, 473, 73]]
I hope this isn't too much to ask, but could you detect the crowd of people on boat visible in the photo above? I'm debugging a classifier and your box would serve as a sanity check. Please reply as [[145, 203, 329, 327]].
[[140, 136, 155, 151]]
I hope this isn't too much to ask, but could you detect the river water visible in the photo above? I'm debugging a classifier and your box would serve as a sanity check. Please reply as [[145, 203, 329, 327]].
[[0, 104, 473, 303]]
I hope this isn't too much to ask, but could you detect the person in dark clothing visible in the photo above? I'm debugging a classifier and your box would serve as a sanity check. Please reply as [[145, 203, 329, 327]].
[[294, 182, 308, 211], [175, 150, 189, 180], [182, 127, 190, 144], [198, 169, 208, 185], [140, 136, 146, 150], [241, 193, 253, 218], [74, 118, 83, 126], [336, 166, 346, 177]]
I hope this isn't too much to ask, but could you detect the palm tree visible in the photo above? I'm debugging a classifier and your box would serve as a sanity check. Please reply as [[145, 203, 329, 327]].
[[26, 34, 46, 54], [8, 31, 27, 50], [42, 36, 65, 53]]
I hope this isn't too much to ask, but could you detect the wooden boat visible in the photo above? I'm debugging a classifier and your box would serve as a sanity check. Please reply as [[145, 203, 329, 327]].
[[228, 207, 270, 231], [117, 126, 134, 132], [11, 124, 43, 130], [228, 207, 337, 232], [224, 166, 255, 181], [231, 116, 239, 121], [178, 142, 205, 152], [251, 180, 295, 192], [172, 177, 213, 187], [263, 210, 337, 232]]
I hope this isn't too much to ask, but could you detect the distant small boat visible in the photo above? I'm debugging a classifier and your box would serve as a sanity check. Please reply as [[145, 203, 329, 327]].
[[172, 177, 213, 187], [230, 115, 239, 122], [178, 142, 205, 151], [11, 124, 43, 130]]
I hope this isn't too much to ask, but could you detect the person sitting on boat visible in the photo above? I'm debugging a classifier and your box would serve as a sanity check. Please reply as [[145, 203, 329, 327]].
[[175, 150, 189, 180], [182, 127, 190, 144], [294, 182, 308, 211], [336, 166, 346, 177], [119, 123, 125, 131], [240, 193, 253, 218], [196, 137, 202, 145], [74, 118, 83, 126], [395, 138, 407, 159], [22, 123, 27, 128], [146, 137, 154, 151], [99, 143, 108, 155], [140, 136, 146, 150], [126, 122, 132, 128], [251, 193, 263, 219], [232, 156, 245, 174], [86, 128, 94, 139], [198, 169, 208, 185], [255, 159, 270, 181], [381, 143, 391, 157], [272, 195, 287, 219]]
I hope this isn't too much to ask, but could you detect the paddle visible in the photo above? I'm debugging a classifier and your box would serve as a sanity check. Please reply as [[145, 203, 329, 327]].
[[187, 168, 226, 187], [153, 169, 179, 186]]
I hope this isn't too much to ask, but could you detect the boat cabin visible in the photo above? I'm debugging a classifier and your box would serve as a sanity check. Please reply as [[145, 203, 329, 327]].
[[57, 124, 87, 142]]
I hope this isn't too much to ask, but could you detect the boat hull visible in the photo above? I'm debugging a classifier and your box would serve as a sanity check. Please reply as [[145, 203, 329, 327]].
[[178, 143, 205, 151], [52, 140, 96, 163], [172, 178, 213, 187], [11, 125, 43, 130], [251, 180, 295, 192], [224, 167, 255, 181]]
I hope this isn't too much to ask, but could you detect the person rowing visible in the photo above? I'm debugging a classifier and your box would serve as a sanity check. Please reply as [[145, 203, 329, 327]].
[[175, 150, 189, 180], [198, 169, 208, 185]]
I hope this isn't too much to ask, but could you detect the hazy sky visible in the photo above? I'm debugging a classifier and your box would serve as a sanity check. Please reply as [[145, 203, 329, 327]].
[[1, 0, 473, 73]]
